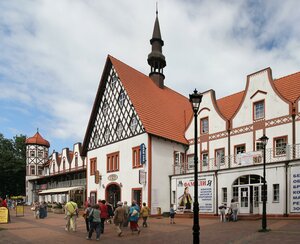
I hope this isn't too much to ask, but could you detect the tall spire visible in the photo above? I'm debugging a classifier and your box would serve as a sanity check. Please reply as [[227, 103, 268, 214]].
[[147, 5, 166, 88]]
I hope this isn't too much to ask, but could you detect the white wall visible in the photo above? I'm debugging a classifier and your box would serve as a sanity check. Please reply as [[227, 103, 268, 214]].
[[87, 133, 148, 203], [151, 137, 187, 213]]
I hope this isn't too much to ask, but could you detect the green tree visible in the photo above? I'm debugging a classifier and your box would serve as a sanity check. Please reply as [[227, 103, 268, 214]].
[[0, 133, 26, 198]]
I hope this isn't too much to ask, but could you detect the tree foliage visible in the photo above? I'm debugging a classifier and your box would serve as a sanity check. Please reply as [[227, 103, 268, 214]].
[[0, 133, 26, 198]]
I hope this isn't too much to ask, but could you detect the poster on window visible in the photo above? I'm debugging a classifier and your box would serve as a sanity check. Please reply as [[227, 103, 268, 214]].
[[176, 175, 214, 213], [291, 166, 300, 213]]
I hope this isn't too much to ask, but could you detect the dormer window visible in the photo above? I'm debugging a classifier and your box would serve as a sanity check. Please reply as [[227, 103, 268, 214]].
[[200, 117, 209, 134], [102, 100, 108, 115], [116, 121, 123, 138], [130, 115, 138, 132], [118, 90, 125, 107], [254, 100, 265, 120], [110, 75, 118, 88], [104, 127, 110, 142]]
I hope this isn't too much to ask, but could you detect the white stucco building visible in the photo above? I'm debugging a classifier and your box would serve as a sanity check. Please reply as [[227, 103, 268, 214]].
[[81, 12, 300, 217], [25, 132, 86, 206]]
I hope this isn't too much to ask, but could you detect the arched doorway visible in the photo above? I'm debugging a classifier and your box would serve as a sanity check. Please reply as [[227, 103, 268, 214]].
[[106, 183, 121, 209], [232, 174, 265, 214]]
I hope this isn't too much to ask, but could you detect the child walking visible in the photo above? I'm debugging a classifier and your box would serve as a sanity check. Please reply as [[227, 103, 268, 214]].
[[170, 204, 176, 224]]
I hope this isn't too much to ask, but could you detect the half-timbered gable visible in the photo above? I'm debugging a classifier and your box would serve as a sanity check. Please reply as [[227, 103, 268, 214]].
[[85, 61, 145, 151]]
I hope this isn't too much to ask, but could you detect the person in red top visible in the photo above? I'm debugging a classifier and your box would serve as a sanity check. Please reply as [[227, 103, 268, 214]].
[[99, 200, 109, 234]]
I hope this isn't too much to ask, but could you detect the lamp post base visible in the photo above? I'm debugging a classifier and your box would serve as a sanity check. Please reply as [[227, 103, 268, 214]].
[[258, 229, 271, 232]]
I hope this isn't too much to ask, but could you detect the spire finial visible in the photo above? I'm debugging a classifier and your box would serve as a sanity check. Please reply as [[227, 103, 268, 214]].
[[156, 2, 158, 16], [37, 128, 39, 133]]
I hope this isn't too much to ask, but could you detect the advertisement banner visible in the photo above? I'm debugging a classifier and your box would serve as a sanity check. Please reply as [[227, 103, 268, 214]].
[[176, 175, 214, 213], [0, 207, 8, 223], [291, 166, 300, 213]]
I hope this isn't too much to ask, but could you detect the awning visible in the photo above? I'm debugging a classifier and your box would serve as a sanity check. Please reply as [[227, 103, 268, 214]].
[[38, 186, 84, 194]]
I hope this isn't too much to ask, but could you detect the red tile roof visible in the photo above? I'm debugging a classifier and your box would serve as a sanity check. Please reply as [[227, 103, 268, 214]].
[[110, 55, 193, 145], [274, 71, 300, 103], [216, 91, 245, 120], [25, 132, 50, 147]]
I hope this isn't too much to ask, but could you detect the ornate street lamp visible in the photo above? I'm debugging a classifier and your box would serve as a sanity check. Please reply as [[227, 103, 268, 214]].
[[258, 134, 269, 232], [189, 89, 203, 244]]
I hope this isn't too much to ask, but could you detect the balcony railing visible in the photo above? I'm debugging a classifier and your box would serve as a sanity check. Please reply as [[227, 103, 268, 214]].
[[47, 178, 86, 189], [174, 143, 300, 174]]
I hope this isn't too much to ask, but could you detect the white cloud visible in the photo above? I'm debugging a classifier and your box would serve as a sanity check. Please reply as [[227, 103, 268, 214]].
[[1, 0, 300, 150]]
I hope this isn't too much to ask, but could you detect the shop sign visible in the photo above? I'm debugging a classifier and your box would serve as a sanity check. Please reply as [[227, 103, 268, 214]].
[[175, 175, 214, 213], [16, 205, 24, 217], [139, 170, 147, 185], [291, 167, 300, 212], [0, 207, 8, 223], [108, 174, 118, 181], [140, 143, 146, 164]]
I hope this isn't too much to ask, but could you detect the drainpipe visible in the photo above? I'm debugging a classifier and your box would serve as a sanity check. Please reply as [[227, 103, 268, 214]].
[[215, 171, 218, 216], [292, 114, 296, 159], [227, 129, 231, 168]]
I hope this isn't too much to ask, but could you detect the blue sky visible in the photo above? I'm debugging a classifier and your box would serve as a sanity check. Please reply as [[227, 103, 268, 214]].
[[1, 0, 300, 153]]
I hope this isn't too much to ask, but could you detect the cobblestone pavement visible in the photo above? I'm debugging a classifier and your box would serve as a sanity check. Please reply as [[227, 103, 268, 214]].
[[1, 207, 300, 244]]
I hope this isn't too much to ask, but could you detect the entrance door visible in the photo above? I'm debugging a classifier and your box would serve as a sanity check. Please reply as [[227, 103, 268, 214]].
[[252, 186, 259, 214], [239, 187, 249, 213], [132, 188, 142, 209], [106, 184, 121, 209]]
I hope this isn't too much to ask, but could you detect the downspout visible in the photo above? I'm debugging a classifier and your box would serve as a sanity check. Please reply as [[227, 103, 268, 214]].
[[215, 170, 218, 216], [147, 135, 152, 212], [227, 129, 231, 168], [292, 113, 296, 159]]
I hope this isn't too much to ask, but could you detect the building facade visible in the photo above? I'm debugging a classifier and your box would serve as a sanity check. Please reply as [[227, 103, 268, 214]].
[[25, 132, 87, 206], [171, 68, 300, 216], [82, 12, 300, 217]]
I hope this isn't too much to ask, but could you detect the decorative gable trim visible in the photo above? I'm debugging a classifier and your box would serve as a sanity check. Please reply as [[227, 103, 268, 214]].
[[250, 90, 267, 99]]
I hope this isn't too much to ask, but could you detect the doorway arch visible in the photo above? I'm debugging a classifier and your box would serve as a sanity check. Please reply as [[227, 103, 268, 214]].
[[232, 174, 265, 214], [105, 183, 121, 209]]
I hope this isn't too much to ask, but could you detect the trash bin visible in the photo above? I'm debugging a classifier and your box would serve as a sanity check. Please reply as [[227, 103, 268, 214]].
[[157, 207, 161, 215]]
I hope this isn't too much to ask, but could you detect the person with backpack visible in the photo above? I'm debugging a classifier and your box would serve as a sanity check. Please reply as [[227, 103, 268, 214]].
[[87, 204, 101, 241], [129, 200, 141, 234], [64, 199, 78, 232], [140, 202, 151, 227]]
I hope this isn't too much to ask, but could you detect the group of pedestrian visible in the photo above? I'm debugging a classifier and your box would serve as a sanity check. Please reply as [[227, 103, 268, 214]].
[[82, 199, 149, 241], [219, 199, 239, 222], [31, 201, 47, 219]]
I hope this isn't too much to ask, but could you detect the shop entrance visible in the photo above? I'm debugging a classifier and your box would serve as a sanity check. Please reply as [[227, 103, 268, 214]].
[[232, 175, 263, 214], [106, 183, 121, 209]]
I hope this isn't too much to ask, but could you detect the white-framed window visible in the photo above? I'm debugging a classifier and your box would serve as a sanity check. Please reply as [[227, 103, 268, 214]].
[[256, 142, 264, 151], [30, 165, 35, 175], [118, 90, 125, 107], [273, 184, 279, 202], [200, 117, 209, 134], [222, 187, 227, 203], [201, 152, 208, 166], [174, 152, 182, 166], [38, 166, 43, 175], [215, 148, 225, 166], [187, 155, 194, 170], [30, 151, 35, 157], [254, 100, 265, 120], [116, 121, 123, 138], [130, 115, 138, 132], [38, 150, 43, 158], [275, 136, 287, 156], [235, 144, 246, 155]]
